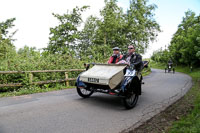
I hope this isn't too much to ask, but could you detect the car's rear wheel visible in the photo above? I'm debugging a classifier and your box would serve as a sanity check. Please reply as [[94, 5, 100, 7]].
[[77, 86, 94, 98], [123, 93, 139, 109], [173, 68, 175, 74]]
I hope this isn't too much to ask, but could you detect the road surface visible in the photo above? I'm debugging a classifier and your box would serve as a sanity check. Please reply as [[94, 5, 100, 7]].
[[0, 69, 192, 133]]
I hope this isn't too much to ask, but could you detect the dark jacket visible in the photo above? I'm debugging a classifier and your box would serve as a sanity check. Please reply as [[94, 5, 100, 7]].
[[121, 53, 143, 70]]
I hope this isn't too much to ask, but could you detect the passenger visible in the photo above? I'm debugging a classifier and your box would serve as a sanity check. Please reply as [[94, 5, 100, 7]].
[[108, 47, 123, 64]]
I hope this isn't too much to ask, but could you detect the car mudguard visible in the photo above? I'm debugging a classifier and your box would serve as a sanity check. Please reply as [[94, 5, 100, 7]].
[[75, 76, 87, 88], [121, 76, 141, 95]]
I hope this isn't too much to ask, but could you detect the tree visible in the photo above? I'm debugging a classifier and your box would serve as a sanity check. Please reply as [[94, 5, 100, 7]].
[[46, 6, 89, 54], [96, 0, 126, 50], [79, 15, 99, 55], [151, 48, 170, 63], [152, 10, 200, 67], [169, 10, 200, 66], [47, 0, 160, 56], [87, 0, 160, 53], [126, 0, 160, 54], [0, 33, 16, 61], [0, 18, 17, 41], [0, 18, 17, 61]]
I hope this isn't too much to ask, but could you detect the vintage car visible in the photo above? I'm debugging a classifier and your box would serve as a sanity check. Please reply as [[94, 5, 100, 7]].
[[165, 63, 175, 73], [75, 62, 148, 109]]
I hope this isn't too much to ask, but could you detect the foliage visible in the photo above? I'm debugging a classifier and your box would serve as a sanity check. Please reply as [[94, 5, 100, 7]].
[[151, 10, 200, 67], [47, 6, 89, 54], [0, 0, 160, 94], [0, 34, 16, 61], [0, 83, 72, 97], [95, 0, 126, 50], [0, 18, 17, 41], [47, 0, 160, 55], [151, 48, 170, 64], [126, 0, 160, 53], [169, 68, 200, 133], [79, 16, 99, 55], [0, 18, 17, 61]]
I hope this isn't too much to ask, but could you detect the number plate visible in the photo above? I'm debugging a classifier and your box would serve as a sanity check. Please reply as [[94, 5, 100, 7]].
[[88, 78, 99, 83]]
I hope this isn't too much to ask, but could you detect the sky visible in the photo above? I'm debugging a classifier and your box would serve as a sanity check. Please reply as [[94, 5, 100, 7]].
[[0, 0, 200, 58]]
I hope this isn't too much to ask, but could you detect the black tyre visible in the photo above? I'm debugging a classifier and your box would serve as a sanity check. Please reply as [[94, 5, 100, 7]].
[[77, 86, 94, 98], [123, 78, 139, 109], [140, 75, 143, 83], [123, 93, 139, 109]]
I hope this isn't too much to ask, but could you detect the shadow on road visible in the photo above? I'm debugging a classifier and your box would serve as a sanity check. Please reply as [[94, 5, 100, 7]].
[[75, 94, 130, 111]]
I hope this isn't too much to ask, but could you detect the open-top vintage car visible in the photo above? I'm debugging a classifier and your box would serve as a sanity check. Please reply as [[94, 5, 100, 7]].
[[75, 61, 149, 109], [165, 63, 175, 73]]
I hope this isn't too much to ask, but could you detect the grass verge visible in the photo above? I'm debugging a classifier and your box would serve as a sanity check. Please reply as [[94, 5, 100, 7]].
[[0, 84, 75, 98]]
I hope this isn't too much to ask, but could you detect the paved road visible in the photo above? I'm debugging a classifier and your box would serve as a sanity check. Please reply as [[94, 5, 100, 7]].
[[0, 69, 192, 133]]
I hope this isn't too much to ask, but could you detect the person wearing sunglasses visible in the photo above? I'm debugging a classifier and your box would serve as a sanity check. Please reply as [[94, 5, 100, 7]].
[[117, 45, 142, 71]]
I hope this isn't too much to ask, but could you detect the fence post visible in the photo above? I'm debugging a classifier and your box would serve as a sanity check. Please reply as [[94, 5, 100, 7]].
[[65, 72, 69, 87], [29, 73, 33, 84]]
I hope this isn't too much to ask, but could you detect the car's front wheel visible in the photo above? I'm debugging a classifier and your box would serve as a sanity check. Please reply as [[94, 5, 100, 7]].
[[77, 86, 94, 98]]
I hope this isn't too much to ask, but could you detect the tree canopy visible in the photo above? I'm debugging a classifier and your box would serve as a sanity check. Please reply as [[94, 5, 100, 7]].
[[46, 0, 160, 56], [151, 10, 200, 67]]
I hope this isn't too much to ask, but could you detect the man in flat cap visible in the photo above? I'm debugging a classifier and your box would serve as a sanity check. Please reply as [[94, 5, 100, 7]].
[[108, 47, 123, 64]]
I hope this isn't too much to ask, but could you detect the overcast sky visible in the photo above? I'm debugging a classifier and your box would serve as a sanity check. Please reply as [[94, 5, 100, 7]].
[[0, 0, 199, 58]]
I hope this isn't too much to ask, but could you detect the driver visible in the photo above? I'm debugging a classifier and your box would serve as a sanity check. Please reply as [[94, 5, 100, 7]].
[[168, 59, 173, 64], [118, 45, 143, 71], [168, 59, 173, 68]]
